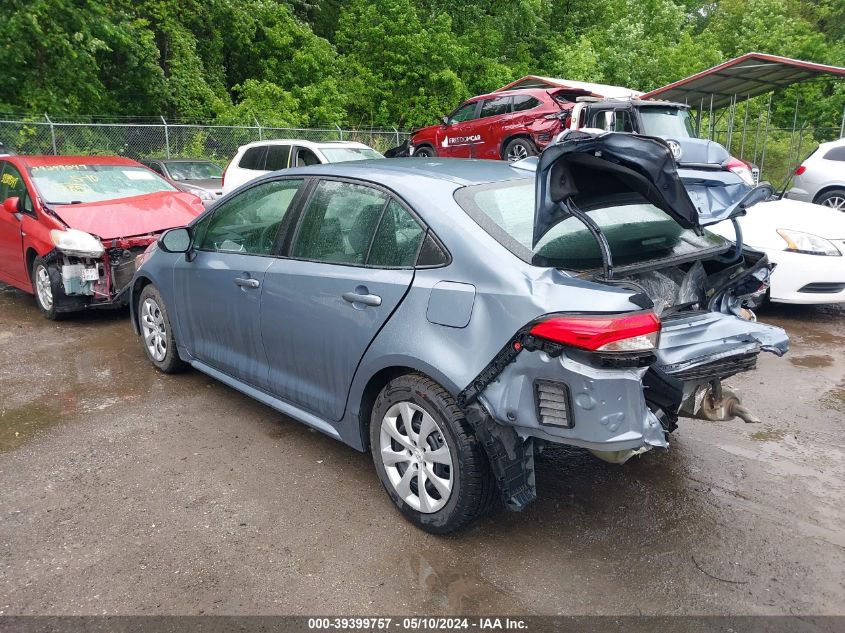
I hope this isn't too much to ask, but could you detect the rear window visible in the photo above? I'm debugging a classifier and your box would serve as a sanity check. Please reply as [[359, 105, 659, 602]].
[[823, 146, 845, 162], [455, 180, 725, 272], [265, 145, 292, 170], [29, 164, 176, 205]]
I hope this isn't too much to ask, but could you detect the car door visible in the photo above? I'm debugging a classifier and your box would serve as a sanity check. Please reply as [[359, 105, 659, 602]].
[[265, 144, 292, 171], [0, 161, 34, 286], [260, 178, 426, 421], [438, 101, 481, 158], [172, 177, 306, 387], [475, 95, 513, 159]]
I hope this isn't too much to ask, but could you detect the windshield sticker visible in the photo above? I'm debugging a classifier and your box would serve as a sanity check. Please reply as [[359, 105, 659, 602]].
[[31, 164, 90, 172], [1, 173, 19, 188], [124, 170, 156, 180]]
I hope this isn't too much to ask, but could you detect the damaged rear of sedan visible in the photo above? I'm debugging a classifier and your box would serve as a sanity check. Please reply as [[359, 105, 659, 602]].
[[0, 155, 204, 319], [131, 131, 786, 533]]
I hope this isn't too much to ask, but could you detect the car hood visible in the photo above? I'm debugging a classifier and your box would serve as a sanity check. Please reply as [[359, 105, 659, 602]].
[[533, 131, 772, 247], [176, 178, 222, 192], [710, 197, 845, 250], [50, 191, 205, 240]]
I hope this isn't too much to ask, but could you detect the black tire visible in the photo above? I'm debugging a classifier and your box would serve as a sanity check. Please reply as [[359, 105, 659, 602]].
[[31, 256, 63, 320], [413, 145, 436, 158], [503, 137, 538, 162], [815, 189, 845, 212], [137, 284, 186, 373], [370, 373, 495, 534]]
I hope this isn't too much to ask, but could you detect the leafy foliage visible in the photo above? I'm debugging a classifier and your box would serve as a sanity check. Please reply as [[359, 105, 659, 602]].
[[1, 0, 843, 138]]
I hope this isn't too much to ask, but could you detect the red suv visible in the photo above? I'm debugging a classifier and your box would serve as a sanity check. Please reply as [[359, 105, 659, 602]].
[[409, 89, 572, 161]]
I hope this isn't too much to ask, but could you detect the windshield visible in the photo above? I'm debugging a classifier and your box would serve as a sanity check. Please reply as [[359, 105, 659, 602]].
[[164, 161, 223, 181], [319, 147, 383, 162], [455, 180, 725, 271], [30, 164, 177, 205], [639, 107, 695, 138]]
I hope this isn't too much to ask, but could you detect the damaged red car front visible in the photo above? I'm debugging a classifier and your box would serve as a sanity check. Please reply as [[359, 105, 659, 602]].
[[0, 155, 204, 319]]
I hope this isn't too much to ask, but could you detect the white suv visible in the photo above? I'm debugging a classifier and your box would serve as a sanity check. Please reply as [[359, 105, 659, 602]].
[[221, 139, 383, 194], [787, 138, 845, 211]]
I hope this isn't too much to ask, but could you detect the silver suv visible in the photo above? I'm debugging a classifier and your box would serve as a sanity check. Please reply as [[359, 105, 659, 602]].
[[787, 138, 845, 211]]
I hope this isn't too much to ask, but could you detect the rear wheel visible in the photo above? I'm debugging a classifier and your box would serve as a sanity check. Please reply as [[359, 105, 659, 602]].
[[138, 284, 185, 373], [370, 373, 495, 533], [503, 137, 537, 162], [413, 145, 436, 158], [816, 189, 845, 212]]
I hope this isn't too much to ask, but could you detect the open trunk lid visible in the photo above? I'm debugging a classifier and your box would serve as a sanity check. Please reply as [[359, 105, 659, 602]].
[[533, 131, 773, 247]]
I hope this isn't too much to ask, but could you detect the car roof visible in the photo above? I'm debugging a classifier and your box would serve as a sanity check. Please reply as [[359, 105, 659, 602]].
[[469, 87, 554, 102], [12, 155, 141, 168], [819, 138, 845, 150], [271, 157, 531, 188], [236, 139, 374, 152]]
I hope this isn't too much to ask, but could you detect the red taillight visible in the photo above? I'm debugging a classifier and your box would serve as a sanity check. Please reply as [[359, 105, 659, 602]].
[[795, 165, 806, 176], [530, 312, 661, 353], [221, 162, 230, 187]]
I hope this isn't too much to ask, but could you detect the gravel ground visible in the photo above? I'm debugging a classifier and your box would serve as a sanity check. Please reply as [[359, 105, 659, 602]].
[[0, 283, 843, 616]]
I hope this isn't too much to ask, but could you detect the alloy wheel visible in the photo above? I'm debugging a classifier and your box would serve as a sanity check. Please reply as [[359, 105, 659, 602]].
[[822, 196, 845, 211], [379, 401, 454, 513], [35, 265, 53, 310], [507, 144, 529, 162], [141, 297, 168, 362]]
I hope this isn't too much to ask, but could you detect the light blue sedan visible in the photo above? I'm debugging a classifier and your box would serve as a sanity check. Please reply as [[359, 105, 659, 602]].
[[130, 131, 787, 532]]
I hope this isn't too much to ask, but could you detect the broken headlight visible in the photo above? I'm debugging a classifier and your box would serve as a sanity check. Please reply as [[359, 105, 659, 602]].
[[50, 229, 105, 258], [776, 229, 841, 256]]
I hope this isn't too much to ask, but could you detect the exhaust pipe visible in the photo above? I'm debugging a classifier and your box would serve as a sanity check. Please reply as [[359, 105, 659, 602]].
[[693, 381, 761, 424]]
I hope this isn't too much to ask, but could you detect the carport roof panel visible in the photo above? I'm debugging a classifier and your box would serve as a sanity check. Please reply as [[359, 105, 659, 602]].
[[497, 75, 642, 99], [642, 53, 845, 109]]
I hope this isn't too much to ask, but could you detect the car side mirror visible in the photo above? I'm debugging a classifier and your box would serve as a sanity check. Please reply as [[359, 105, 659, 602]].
[[159, 227, 192, 254], [3, 197, 20, 214], [441, 116, 450, 127]]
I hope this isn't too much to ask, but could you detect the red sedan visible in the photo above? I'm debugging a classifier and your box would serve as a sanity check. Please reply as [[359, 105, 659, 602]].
[[0, 155, 204, 319], [409, 88, 573, 161]]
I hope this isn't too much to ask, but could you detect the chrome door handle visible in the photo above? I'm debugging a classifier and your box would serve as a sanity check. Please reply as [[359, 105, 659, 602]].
[[234, 277, 260, 289], [342, 291, 381, 307]]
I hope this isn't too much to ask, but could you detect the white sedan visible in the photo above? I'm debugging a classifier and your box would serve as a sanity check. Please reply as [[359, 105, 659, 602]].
[[709, 197, 845, 304]]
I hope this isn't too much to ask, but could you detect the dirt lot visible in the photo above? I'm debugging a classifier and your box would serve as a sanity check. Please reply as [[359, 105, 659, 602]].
[[0, 282, 843, 616]]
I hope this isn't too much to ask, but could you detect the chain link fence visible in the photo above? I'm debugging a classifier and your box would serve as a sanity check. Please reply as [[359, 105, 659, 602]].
[[0, 117, 410, 164]]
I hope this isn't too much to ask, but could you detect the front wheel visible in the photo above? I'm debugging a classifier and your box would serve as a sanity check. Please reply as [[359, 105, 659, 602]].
[[503, 137, 538, 162], [31, 256, 62, 320], [370, 373, 495, 533], [138, 284, 185, 373], [816, 189, 845, 212], [413, 145, 436, 158]]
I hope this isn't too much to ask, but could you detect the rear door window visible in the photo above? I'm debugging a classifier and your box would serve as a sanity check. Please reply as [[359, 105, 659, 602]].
[[479, 96, 512, 118], [196, 179, 303, 255], [239, 146, 268, 171], [292, 180, 388, 265], [265, 145, 291, 171], [512, 96, 540, 112], [368, 200, 425, 267]]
